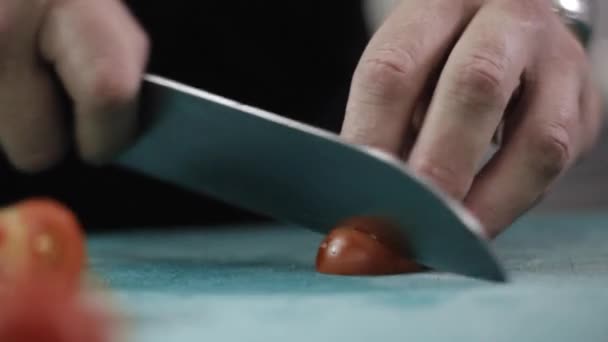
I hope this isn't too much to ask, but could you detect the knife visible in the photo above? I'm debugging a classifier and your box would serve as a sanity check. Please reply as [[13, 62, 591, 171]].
[[115, 74, 507, 282]]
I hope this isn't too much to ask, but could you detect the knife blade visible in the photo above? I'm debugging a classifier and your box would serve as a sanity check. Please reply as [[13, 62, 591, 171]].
[[115, 74, 507, 282]]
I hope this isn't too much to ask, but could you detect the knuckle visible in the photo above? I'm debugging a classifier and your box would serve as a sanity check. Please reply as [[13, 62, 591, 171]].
[[451, 51, 508, 107], [529, 122, 572, 179], [412, 159, 469, 200], [545, 35, 587, 70], [507, 0, 548, 20], [87, 61, 140, 111], [354, 46, 419, 97], [497, 0, 552, 27]]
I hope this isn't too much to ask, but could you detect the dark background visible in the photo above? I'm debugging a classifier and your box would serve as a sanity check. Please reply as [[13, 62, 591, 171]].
[[0, 2, 370, 229], [1, 1, 606, 230]]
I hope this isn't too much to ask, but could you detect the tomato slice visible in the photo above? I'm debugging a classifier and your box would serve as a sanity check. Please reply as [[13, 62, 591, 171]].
[[8, 198, 86, 291]]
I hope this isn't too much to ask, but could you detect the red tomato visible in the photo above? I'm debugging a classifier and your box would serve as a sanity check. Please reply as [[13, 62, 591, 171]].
[[0, 282, 114, 342], [0, 198, 86, 292], [316, 217, 425, 276]]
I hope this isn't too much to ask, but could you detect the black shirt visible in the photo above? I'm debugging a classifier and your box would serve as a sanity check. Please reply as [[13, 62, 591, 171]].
[[0, 2, 369, 229]]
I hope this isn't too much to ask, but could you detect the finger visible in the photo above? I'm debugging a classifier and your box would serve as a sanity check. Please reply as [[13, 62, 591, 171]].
[[0, 1, 67, 172], [341, 0, 479, 154], [39, 0, 149, 163], [408, 2, 533, 200], [0, 69, 68, 172], [464, 64, 583, 238], [400, 94, 429, 160], [579, 76, 604, 154]]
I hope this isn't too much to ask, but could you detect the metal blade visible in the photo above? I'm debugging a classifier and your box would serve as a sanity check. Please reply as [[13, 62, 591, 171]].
[[115, 74, 507, 282]]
